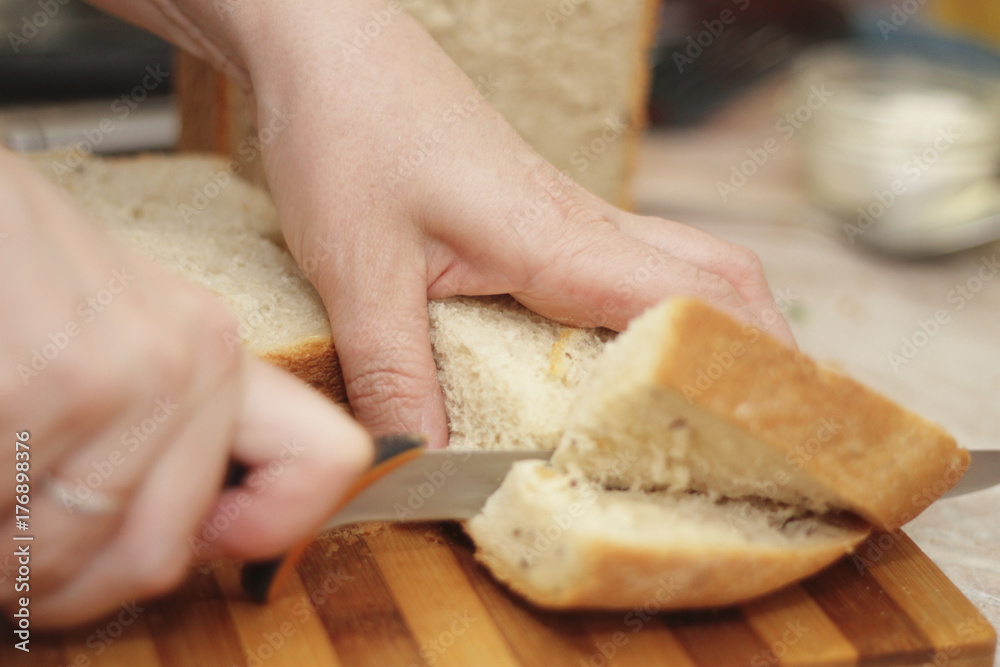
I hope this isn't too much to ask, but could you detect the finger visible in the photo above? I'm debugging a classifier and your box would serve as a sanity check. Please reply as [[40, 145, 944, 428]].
[[512, 220, 760, 334], [311, 232, 450, 449], [612, 214, 796, 346], [193, 358, 373, 561], [26, 353, 245, 628]]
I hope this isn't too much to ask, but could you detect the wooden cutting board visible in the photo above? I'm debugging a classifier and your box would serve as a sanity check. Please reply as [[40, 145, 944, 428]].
[[4, 523, 995, 667]]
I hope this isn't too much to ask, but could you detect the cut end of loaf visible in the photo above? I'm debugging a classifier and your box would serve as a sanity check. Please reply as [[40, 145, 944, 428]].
[[558, 297, 968, 530], [467, 461, 869, 610], [468, 296, 966, 610]]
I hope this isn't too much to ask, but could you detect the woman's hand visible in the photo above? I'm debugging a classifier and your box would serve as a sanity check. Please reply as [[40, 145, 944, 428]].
[[90, 0, 796, 450], [0, 150, 372, 627]]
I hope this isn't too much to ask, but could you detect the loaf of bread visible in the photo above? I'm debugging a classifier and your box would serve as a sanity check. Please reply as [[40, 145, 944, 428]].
[[399, 0, 659, 207], [26, 151, 968, 610], [176, 0, 659, 207]]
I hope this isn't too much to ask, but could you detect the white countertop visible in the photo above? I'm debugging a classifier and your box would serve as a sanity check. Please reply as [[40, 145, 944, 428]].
[[633, 75, 1000, 660]]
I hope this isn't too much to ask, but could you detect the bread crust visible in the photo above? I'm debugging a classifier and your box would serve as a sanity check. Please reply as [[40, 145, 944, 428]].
[[257, 335, 348, 407], [656, 299, 969, 530], [474, 526, 868, 610]]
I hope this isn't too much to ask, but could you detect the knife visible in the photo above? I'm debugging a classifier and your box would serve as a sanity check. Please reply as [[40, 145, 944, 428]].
[[234, 441, 999, 603], [236, 435, 552, 603], [942, 450, 1000, 499]]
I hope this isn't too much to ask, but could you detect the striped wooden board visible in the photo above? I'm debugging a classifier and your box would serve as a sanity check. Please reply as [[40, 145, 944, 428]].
[[4, 524, 995, 667]]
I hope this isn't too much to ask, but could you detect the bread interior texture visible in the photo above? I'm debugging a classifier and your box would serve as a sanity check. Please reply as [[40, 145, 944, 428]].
[[464, 298, 873, 609], [554, 302, 844, 512]]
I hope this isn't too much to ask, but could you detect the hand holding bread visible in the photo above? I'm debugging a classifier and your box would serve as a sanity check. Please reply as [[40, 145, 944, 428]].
[[86, 0, 796, 449]]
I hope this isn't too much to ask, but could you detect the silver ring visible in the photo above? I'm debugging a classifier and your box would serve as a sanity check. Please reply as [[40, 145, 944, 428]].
[[42, 476, 125, 516]]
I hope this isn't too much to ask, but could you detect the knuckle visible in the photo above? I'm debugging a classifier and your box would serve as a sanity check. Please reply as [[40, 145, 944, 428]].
[[723, 244, 766, 285], [693, 267, 743, 312], [346, 361, 429, 429], [348, 363, 423, 410]]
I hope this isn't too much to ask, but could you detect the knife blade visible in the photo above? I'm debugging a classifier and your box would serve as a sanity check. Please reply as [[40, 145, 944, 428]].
[[942, 450, 1000, 498], [323, 448, 554, 528], [238, 435, 551, 603], [237, 440, 998, 603]]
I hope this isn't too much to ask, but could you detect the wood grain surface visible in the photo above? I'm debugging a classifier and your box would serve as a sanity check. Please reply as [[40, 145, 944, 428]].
[[3, 524, 995, 667]]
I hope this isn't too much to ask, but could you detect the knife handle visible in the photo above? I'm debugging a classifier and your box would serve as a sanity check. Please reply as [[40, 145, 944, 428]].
[[226, 433, 427, 603]]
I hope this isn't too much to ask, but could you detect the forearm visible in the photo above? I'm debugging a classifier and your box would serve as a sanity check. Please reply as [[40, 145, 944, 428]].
[[84, 1, 408, 102]]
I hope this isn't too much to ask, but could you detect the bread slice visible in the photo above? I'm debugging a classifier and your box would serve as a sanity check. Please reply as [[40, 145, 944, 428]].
[[22, 151, 348, 402], [25, 151, 966, 611], [467, 461, 868, 610]]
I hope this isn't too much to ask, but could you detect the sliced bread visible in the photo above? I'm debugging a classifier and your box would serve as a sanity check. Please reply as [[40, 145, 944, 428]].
[[26, 151, 967, 610], [465, 297, 966, 609]]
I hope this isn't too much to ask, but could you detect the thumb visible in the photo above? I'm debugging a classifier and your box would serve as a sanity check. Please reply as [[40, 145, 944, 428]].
[[317, 248, 450, 449], [200, 357, 373, 561]]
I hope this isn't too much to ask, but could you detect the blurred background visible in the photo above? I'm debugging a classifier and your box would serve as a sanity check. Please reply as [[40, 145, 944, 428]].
[[2, 0, 999, 258]]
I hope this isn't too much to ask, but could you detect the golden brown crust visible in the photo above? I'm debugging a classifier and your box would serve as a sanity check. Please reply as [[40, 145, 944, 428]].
[[617, 0, 661, 211], [256, 335, 349, 408], [474, 523, 869, 610], [656, 299, 969, 530]]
